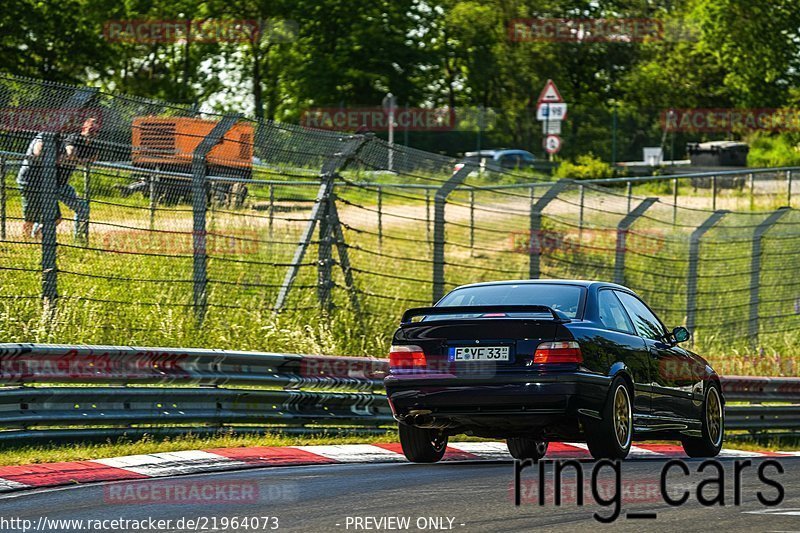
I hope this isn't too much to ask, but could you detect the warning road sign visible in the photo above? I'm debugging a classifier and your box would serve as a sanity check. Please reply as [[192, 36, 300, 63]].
[[537, 79, 563, 104]]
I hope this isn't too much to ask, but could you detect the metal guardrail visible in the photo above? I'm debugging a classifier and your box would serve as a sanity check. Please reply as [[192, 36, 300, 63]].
[[0, 343, 391, 443], [0, 343, 798, 444]]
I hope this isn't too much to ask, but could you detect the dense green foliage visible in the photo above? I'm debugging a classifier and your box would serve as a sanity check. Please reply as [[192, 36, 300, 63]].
[[2, 1, 799, 159], [553, 154, 615, 180]]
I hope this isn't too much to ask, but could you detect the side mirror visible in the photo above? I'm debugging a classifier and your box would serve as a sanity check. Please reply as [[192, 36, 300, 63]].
[[672, 326, 691, 344]]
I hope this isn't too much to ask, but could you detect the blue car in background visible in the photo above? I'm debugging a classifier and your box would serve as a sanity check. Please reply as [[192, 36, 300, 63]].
[[454, 149, 536, 174]]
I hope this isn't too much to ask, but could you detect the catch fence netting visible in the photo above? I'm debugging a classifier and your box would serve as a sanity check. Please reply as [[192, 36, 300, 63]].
[[0, 74, 798, 355]]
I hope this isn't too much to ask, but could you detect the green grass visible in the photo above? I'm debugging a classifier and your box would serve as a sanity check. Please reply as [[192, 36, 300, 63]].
[[0, 431, 399, 467], [0, 168, 799, 367], [0, 431, 794, 467]]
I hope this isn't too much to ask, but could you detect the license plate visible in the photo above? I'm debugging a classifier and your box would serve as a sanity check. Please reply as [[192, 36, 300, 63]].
[[448, 346, 510, 362]]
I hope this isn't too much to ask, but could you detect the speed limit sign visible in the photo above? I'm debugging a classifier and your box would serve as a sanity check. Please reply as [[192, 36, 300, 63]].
[[544, 134, 562, 154]]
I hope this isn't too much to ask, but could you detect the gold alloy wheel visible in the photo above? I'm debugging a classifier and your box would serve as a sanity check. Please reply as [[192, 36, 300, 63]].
[[707, 386, 723, 447], [614, 384, 632, 449]]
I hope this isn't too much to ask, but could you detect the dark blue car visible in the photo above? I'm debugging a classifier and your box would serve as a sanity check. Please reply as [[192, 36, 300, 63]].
[[384, 280, 724, 462]]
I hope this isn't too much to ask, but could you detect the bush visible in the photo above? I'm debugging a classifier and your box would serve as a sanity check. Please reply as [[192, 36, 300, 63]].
[[553, 153, 615, 180], [747, 133, 800, 167]]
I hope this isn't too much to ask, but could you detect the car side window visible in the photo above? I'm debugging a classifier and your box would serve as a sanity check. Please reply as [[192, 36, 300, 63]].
[[597, 290, 635, 334], [614, 291, 666, 340]]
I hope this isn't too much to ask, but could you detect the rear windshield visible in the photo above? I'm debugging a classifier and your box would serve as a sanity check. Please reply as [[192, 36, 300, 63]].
[[437, 283, 584, 319]]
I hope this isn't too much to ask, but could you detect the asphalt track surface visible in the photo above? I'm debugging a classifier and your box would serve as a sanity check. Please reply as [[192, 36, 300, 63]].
[[1, 455, 800, 533]]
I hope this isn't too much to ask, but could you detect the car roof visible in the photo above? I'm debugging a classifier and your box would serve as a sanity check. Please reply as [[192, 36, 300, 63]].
[[449, 279, 634, 292]]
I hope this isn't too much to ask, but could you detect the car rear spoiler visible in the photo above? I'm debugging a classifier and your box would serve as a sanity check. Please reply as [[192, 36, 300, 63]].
[[400, 305, 570, 325]]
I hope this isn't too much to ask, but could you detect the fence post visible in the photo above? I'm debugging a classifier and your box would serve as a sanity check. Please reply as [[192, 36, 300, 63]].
[[749, 173, 755, 210], [81, 163, 91, 244], [578, 184, 584, 237], [686, 210, 729, 342], [432, 162, 476, 303], [469, 189, 475, 256], [317, 174, 334, 311], [672, 177, 678, 225], [268, 183, 274, 240], [711, 175, 717, 210], [274, 134, 369, 312], [788, 170, 793, 207], [626, 181, 632, 212], [0, 156, 6, 241], [529, 180, 571, 279], [377, 185, 383, 250], [614, 197, 658, 285], [749, 207, 791, 347], [191, 114, 241, 324], [40, 133, 60, 311], [425, 188, 431, 249], [149, 167, 158, 231]]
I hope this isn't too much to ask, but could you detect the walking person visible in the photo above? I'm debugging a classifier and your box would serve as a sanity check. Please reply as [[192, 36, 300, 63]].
[[16, 116, 99, 240]]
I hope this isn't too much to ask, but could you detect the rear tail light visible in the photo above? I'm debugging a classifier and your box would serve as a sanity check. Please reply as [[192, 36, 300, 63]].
[[533, 341, 582, 364], [389, 345, 427, 370]]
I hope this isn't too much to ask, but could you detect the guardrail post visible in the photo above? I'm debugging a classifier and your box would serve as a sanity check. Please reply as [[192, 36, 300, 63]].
[[40, 133, 60, 313], [432, 162, 476, 303], [614, 197, 658, 285], [749, 207, 791, 346], [274, 134, 369, 312], [0, 156, 6, 241], [191, 114, 241, 324], [529, 179, 571, 279], [686, 210, 729, 341]]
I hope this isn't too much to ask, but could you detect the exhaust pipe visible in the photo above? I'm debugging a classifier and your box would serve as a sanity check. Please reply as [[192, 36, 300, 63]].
[[410, 413, 433, 426]]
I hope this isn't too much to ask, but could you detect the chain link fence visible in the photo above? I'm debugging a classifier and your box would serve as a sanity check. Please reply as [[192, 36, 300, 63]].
[[0, 75, 798, 359]]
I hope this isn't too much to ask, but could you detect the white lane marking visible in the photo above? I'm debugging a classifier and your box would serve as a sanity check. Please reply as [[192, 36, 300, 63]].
[[743, 508, 800, 516], [0, 478, 30, 492], [629, 445, 665, 456], [294, 445, 406, 463], [716, 449, 769, 458], [563, 442, 590, 451], [446, 442, 512, 459], [92, 450, 243, 477]]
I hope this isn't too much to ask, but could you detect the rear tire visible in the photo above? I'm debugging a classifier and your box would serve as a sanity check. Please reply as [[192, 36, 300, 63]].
[[507, 438, 548, 461], [586, 376, 633, 460], [682, 382, 724, 457], [399, 423, 447, 463]]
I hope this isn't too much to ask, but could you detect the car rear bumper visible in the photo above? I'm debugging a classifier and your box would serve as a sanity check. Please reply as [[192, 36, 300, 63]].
[[384, 371, 611, 438]]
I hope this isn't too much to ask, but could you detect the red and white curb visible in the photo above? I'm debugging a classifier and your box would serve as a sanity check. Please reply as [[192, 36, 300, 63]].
[[0, 443, 794, 495]]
